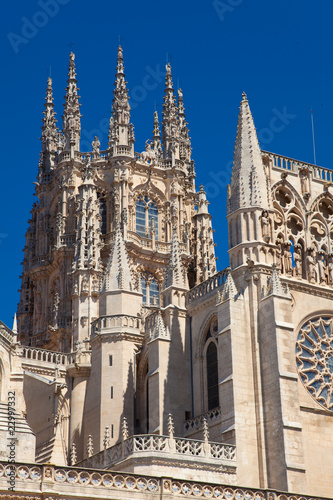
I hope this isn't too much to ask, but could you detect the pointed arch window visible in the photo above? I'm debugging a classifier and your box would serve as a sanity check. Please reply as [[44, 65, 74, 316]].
[[206, 341, 219, 410], [141, 274, 160, 306], [136, 196, 158, 239]]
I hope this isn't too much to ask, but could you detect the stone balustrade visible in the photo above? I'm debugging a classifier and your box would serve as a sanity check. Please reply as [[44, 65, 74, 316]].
[[67, 349, 91, 366], [262, 150, 333, 182], [186, 270, 227, 306], [184, 407, 221, 433], [82, 433, 236, 470], [22, 347, 67, 365], [60, 234, 75, 247], [0, 461, 325, 500], [0, 320, 15, 345], [31, 255, 47, 268], [91, 314, 142, 336]]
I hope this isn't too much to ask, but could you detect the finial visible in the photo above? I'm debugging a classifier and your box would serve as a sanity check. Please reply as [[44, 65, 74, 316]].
[[87, 435, 94, 457], [202, 417, 209, 443], [103, 426, 111, 449], [167, 413, 174, 438], [12, 313, 18, 335], [70, 442, 77, 465], [121, 416, 129, 441], [242, 91, 247, 101]]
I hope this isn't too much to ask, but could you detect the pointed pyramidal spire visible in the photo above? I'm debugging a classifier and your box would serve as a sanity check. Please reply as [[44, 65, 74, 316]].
[[150, 310, 170, 341], [12, 313, 18, 335], [41, 77, 58, 155], [164, 229, 185, 289], [110, 46, 134, 155], [62, 52, 81, 154], [177, 88, 192, 162], [102, 223, 133, 292], [152, 110, 162, 157], [162, 63, 178, 160], [264, 264, 291, 299], [219, 267, 238, 302], [228, 92, 270, 214]]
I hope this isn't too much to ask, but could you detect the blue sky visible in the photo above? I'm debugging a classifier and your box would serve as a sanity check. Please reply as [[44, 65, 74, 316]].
[[1, 0, 333, 327]]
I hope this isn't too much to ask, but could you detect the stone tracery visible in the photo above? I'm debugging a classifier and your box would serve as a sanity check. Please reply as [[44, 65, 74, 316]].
[[296, 316, 333, 411]]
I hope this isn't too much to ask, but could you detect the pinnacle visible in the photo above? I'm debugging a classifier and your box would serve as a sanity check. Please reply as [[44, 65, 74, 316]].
[[62, 52, 81, 151], [102, 225, 133, 292], [219, 267, 238, 302], [264, 263, 290, 299], [164, 230, 185, 289]]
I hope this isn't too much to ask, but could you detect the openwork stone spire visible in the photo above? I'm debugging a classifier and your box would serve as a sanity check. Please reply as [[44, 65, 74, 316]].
[[102, 224, 133, 292], [228, 92, 269, 214], [164, 229, 185, 289], [177, 88, 192, 162], [41, 77, 58, 155], [109, 46, 134, 154], [162, 63, 178, 160], [152, 110, 162, 157], [62, 52, 81, 153]]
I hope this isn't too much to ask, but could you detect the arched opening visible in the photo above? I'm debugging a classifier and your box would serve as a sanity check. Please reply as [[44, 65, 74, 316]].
[[206, 342, 219, 411], [136, 196, 159, 239]]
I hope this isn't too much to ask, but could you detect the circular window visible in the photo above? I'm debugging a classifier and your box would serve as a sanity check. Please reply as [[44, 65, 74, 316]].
[[296, 316, 333, 411]]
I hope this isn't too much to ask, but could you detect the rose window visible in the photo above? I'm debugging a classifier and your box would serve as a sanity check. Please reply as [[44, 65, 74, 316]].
[[296, 316, 333, 411]]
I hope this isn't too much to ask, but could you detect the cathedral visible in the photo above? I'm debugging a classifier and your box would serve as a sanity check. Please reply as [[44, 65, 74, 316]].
[[1, 46, 333, 499]]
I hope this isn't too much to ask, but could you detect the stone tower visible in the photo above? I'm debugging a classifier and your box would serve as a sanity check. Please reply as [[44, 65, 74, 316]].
[[17, 48, 217, 352]]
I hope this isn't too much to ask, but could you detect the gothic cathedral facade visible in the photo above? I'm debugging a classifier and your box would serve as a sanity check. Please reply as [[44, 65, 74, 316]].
[[1, 47, 333, 499]]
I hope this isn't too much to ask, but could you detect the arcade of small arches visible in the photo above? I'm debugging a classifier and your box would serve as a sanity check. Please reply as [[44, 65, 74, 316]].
[[230, 182, 333, 286]]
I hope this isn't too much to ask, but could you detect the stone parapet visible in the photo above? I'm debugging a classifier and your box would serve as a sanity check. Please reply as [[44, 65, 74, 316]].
[[0, 461, 330, 500]]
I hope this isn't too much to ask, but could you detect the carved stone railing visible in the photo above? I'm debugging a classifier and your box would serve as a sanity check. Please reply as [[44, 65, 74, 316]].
[[0, 461, 328, 500], [184, 407, 221, 434], [22, 347, 67, 365], [186, 270, 228, 306], [31, 255, 48, 268], [26, 331, 50, 347], [67, 349, 91, 366], [60, 235, 75, 247], [91, 314, 142, 336], [0, 320, 15, 345], [262, 150, 333, 182], [86, 434, 236, 467]]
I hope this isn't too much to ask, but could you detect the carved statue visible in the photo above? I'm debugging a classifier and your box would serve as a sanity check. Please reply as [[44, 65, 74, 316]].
[[53, 292, 60, 328], [275, 239, 283, 271], [260, 210, 271, 242], [81, 276, 89, 295], [283, 242, 293, 275], [92, 136, 100, 158], [305, 248, 316, 283], [300, 168, 310, 196], [317, 251, 327, 284], [294, 244, 302, 278], [328, 253, 333, 285]]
